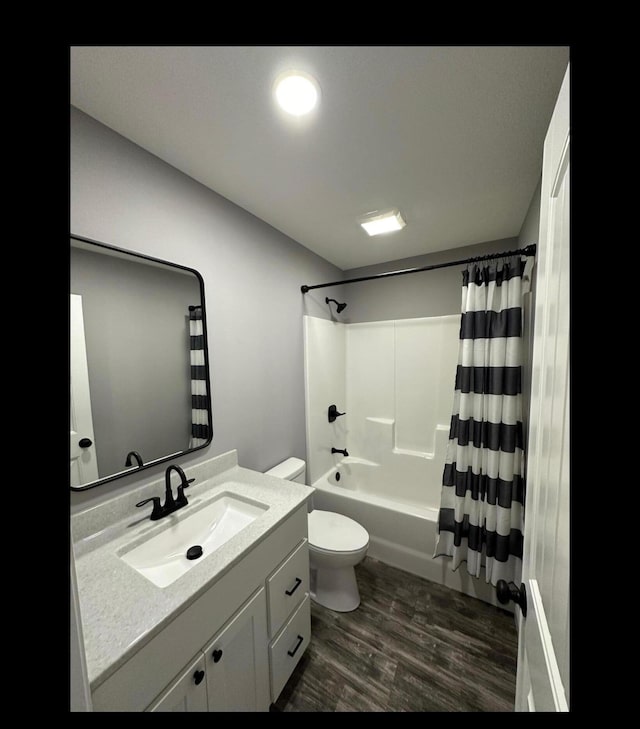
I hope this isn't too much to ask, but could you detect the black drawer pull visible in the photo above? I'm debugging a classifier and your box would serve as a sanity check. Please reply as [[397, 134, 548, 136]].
[[193, 669, 205, 685], [212, 648, 223, 663], [285, 577, 302, 596], [287, 634, 304, 657]]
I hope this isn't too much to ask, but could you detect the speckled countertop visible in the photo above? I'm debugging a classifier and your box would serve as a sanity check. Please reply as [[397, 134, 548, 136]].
[[71, 450, 314, 691]]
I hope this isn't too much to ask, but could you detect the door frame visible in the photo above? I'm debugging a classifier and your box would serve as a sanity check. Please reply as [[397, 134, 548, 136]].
[[515, 62, 570, 712]]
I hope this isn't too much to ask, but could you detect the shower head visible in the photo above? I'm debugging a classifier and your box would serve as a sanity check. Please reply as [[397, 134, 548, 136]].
[[326, 297, 347, 314]]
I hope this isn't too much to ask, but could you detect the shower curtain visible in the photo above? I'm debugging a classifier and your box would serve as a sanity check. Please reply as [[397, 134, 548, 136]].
[[434, 256, 526, 586], [189, 306, 210, 448]]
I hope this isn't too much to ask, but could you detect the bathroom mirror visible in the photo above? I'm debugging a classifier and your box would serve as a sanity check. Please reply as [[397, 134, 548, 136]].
[[70, 234, 212, 490]]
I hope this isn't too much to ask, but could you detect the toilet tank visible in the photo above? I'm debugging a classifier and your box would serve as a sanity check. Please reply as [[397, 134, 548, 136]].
[[265, 457, 306, 484]]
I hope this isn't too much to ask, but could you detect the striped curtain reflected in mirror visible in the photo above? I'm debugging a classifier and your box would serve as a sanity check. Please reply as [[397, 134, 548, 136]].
[[189, 305, 210, 448], [434, 256, 527, 586]]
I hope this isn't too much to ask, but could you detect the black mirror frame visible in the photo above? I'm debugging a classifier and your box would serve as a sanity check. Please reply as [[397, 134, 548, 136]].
[[70, 233, 213, 491]]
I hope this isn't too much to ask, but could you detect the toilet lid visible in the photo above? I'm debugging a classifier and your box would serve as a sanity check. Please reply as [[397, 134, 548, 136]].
[[308, 510, 369, 552]]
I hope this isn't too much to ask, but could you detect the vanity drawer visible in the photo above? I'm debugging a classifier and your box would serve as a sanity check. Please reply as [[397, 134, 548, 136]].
[[269, 593, 310, 702], [267, 539, 309, 637]]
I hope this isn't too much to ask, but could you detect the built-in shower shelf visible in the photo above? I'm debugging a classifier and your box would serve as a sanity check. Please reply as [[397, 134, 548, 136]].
[[393, 447, 435, 459]]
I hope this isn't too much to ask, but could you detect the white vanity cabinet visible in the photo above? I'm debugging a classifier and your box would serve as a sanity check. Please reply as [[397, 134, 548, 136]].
[[203, 587, 269, 711], [266, 538, 311, 701], [148, 653, 208, 712], [90, 504, 310, 712], [149, 587, 269, 712]]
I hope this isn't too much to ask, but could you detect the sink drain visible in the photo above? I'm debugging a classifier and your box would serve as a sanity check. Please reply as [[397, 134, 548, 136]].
[[186, 545, 203, 560]]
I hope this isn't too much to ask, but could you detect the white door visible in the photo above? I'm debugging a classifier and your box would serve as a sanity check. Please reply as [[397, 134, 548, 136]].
[[70, 294, 99, 486], [515, 64, 570, 711], [203, 587, 270, 712], [147, 653, 208, 712]]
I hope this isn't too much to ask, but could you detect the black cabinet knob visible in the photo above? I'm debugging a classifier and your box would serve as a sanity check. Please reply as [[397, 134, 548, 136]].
[[212, 649, 223, 663], [193, 669, 205, 685], [78, 438, 93, 448], [496, 580, 528, 617]]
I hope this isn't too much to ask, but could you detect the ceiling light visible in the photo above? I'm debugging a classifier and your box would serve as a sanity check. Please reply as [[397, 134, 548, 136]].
[[274, 71, 320, 116], [359, 209, 406, 236]]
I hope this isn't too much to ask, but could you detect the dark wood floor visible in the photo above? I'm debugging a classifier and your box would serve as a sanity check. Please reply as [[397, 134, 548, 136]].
[[272, 557, 518, 712]]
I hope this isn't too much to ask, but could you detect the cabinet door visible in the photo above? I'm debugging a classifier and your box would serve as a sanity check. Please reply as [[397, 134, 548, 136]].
[[147, 653, 207, 712], [203, 587, 270, 712]]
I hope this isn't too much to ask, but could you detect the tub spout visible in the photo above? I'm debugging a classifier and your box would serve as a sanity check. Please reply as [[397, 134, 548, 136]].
[[331, 447, 349, 457]]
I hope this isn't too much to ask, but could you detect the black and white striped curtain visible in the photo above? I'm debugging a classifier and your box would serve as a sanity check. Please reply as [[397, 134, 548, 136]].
[[189, 306, 210, 448], [434, 256, 526, 586]]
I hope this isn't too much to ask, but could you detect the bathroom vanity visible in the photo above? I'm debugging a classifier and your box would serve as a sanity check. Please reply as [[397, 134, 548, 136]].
[[71, 450, 314, 712]]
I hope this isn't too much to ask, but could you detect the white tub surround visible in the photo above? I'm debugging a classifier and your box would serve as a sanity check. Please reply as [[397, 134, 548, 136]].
[[71, 450, 315, 711], [303, 314, 459, 507], [304, 314, 510, 608]]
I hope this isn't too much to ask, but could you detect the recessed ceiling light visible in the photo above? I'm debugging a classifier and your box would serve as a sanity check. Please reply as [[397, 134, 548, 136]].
[[274, 71, 320, 116], [359, 209, 407, 236]]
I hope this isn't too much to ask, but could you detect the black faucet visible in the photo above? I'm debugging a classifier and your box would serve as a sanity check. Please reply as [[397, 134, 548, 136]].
[[331, 447, 349, 457], [136, 464, 195, 521], [166, 465, 193, 509], [125, 450, 143, 467]]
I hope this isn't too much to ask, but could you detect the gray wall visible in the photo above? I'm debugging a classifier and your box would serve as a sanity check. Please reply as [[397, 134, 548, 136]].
[[70, 106, 344, 512], [340, 237, 519, 323], [518, 179, 541, 250], [71, 245, 200, 480]]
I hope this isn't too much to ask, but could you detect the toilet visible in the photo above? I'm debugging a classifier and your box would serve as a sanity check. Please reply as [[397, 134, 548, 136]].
[[265, 458, 369, 612]]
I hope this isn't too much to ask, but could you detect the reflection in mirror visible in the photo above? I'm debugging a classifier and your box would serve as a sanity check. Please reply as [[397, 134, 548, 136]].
[[70, 236, 212, 490]]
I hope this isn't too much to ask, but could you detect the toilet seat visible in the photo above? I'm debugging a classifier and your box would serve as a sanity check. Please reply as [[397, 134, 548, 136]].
[[308, 510, 369, 553]]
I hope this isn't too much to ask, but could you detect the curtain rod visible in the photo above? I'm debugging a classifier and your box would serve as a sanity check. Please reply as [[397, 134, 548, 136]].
[[300, 244, 536, 294]]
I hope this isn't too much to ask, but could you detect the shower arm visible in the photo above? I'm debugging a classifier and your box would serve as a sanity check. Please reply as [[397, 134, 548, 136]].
[[325, 297, 347, 313]]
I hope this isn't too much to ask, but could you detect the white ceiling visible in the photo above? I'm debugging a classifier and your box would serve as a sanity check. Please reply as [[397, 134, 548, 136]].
[[70, 46, 569, 270]]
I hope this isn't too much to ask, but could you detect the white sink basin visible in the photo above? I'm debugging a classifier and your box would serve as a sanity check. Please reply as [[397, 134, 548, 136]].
[[119, 492, 268, 587]]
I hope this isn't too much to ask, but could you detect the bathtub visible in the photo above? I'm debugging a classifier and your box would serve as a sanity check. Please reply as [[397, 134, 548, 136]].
[[310, 459, 506, 609]]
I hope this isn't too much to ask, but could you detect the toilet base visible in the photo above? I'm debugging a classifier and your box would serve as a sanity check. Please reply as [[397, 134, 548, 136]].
[[310, 565, 361, 612]]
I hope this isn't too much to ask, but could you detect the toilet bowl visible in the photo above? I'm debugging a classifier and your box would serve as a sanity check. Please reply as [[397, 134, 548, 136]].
[[307, 509, 369, 612], [264, 458, 370, 613]]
